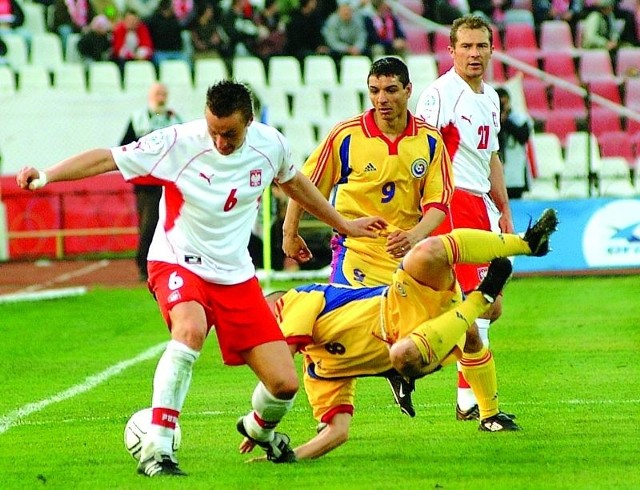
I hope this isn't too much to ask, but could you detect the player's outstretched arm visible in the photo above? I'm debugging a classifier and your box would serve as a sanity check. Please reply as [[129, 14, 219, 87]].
[[282, 197, 313, 263], [16, 149, 118, 191], [293, 413, 351, 460], [280, 171, 387, 238]]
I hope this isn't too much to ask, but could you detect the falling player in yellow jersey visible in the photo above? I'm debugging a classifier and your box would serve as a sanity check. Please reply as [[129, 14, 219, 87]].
[[238, 209, 558, 460], [282, 56, 453, 414]]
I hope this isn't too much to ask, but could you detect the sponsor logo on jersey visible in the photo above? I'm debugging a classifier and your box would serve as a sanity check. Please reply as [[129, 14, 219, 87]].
[[184, 255, 202, 264], [461, 115, 472, 124], [250, 169, 262, 187], [363, 162, 377, 172], [411, 158, 428, 178], [199, 172, 214, 185], [168, 290, 181, 303], [583, 200, 640, 267]]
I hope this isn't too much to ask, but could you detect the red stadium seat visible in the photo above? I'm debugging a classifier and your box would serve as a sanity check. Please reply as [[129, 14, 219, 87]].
[[587, 78, 622, 105], [550, 85, 588, 120], [579, 49, 617, 83], [615, 46, 640, 77], [541, 51, 580, 84], [522, 78, 551, 122], [404, 26, 430, 54], [598, 130, 635, 166], [544, 112, 577, 145], [539, 20, 578, 56], [504, 23, 538, 54], [588, 107, 622, 137]]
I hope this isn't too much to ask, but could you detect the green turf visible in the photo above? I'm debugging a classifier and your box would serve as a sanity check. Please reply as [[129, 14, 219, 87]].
[[1, 276, 639, 489]]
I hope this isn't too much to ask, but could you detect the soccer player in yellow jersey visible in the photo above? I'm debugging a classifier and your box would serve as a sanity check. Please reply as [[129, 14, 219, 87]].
[[239, 209, 558, 460], [283, 57, 453, 415], [283, 56, 454, 287]]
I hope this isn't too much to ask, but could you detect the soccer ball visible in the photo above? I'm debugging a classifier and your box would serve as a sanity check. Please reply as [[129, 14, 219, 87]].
[[123, 408, 182, 461]]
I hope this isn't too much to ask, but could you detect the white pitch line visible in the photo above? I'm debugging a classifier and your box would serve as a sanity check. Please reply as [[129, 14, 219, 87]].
[[0, 342, 167, 435], [15, 259, 111, 294]]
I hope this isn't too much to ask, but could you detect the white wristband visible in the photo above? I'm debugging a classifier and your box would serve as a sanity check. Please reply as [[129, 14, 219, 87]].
[[29, 170, 48, 190]]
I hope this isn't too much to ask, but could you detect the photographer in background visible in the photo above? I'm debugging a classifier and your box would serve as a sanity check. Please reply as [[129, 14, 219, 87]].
[[496, 87, 532, 199]]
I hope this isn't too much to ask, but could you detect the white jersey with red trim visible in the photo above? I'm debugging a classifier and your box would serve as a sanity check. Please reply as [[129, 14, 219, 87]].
[[111, 119, 296, 285], [416, 68, 500, 194]]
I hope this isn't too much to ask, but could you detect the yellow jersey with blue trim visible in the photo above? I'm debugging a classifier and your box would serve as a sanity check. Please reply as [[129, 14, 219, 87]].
[[302, 109, 454, 248]]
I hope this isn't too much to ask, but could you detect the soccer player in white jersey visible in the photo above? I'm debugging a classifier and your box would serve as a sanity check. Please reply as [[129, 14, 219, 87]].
[[415, 15, 515, 422], [16, 81, 387, 477]]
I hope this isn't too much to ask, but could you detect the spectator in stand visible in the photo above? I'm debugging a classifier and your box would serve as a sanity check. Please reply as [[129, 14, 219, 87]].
[[146, 0, 191, 67], [468, 0, 512, 24], [111, 9, 153, 71], [582, 0, 639, 48], [322, 0, 369, 64], [533, 0, 583, 39], [363, 0, 407, 58], [252, 0, 287, 61], [190, 2, 233, 60], [423, 0, 470, 25], [582, 0, 630, 50], [171, 0, 197, 27], [496, 87, 533, 199], [124, 0, 160, 19], [0, 0, 30, 45], [285, 0, 330, 62], [51, 0, 97, 50], [220, 0, 261, 57], [77, 13, 112, 62]]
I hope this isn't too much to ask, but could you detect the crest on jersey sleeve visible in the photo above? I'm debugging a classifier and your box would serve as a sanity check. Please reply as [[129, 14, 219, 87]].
[[250, 169, 263, 187], [411, 158, 428, 178], [419, 93, 437, 115], [137, 133, 165, 153]]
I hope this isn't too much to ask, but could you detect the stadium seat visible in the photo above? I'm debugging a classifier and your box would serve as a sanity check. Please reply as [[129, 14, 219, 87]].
[[233, 56, 267, 89], [504, 22, 538, 54], [624, 77, 640, 108], [254, 86, 290, 127], [159, 59, 193, 93], [436, 53, 453, 75], [291, 85, 328, 126], [598, 130, 635, 166], [406, 54, 438, 90], [53, 63, 87, 93], [327, 86, 363, 123], [540, 51, 579, 84], [588, 107, 622, 137], [88, 61, 122, 94], [400, 0, 424, 16], [123, 60, 157, 95], [525, 132, 563, 199], [505, 49, 539, 79], [65, 33, 83, 63], [596, 156, 636, 197], [550, 84, 588, 120], [615, 46, 640, 78], [579, 49, 617, 83], [277, 119, 318, 166], [403, 26, 430, 54], [0, 65, 16, 96], [587, 77, 622, 105], [194, 58, 228, 91], [339, 55, 371, 88], [539, 20, 579, 56], [21, 2, 48, 34], [0, 33, 28, 69], [564, 131, 600, 177], [268, 56, 303, 93], [17, 65, 51, 93], [503, 8, 535, 26], [522, 78, 551, 122], [30, 33, 64, 72], [303, 55, 338, 89], [487, 58, 506, 82], [544, 112, 577, 145]]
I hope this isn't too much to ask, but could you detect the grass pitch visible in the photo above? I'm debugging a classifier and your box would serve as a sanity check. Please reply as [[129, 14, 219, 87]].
[[1, 276, 639, 489]]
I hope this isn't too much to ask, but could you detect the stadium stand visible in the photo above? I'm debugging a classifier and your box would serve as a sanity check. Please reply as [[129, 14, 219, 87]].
[[88, 61, 122, 94], [30, 32, 64, 72], [0, 65, 16, 96], [1, 33, 28, 69], [539, 20, 580, 57], [123, 60, 158, 96], [53, 63, 87, 93], [597, 157, 637, 197]]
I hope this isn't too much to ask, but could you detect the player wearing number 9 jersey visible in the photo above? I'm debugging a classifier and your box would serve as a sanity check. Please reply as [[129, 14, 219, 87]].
[[284, 57, 454, 287]]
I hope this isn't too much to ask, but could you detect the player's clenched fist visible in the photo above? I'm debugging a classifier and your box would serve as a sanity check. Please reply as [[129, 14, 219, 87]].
[[16, 167, 47, 191]]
